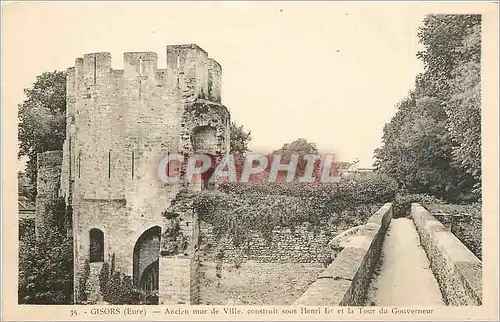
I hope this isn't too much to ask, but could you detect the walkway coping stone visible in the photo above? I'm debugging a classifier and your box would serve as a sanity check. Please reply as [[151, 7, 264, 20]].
[[294, 202, 393, 306], [410, 203, 482, 306]]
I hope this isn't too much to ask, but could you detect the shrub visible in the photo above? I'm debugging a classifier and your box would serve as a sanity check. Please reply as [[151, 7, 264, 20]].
[[344, 172, 399, 205], [99, 262, 110, 297], [166, 173, 397, 252], [98, 255, 150, 305], [428, 203, 481, 218], [19, 220, 74, 304], [19, 219, 35, 241], [145, 290, 159, 305], [103, 272, 122, 304], [392, 193, 445, 218], [78, 259, 90, 303], [110, 253, 115, 278], [217, 173, 398, 207], [120, 275, 136, 304], [451, 217, 482, 260], [19, 197, 74, 305]]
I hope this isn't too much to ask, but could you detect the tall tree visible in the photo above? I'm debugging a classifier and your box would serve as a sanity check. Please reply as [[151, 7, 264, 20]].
[[374, 14, 481, 201], [271, 138, 322, 181], [18, 71, 67, 201], [272, 138, 318, 156], [416, 15, 481, 182], [229, 121, 252, 154], [416, 15, 481, 100], [445, 23, 481, 183]]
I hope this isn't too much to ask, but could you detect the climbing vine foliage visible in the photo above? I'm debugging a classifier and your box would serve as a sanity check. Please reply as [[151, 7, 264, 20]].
[[166, 174, 398, 247]]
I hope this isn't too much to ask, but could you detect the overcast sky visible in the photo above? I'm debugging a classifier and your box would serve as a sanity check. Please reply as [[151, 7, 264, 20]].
[[4, 2, 434, 169]]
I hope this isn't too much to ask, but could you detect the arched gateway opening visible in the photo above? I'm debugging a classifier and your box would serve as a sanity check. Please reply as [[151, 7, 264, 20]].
[[133, 226, 161, 291]]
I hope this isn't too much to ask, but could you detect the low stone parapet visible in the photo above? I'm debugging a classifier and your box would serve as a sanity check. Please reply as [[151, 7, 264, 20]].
[[410, 203, 482, 305], [293, 203, 392, 305]]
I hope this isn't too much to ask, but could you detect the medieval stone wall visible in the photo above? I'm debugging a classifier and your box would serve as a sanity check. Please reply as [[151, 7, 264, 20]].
[[199, 222, 344, 264]]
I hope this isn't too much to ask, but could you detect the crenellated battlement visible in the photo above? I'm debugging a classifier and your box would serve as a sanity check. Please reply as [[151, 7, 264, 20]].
[[61, 44, 229, 202], [67, 44, 222, 102]]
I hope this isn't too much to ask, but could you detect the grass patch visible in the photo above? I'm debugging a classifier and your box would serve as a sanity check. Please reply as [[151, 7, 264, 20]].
[[198, 261, 324, 305]]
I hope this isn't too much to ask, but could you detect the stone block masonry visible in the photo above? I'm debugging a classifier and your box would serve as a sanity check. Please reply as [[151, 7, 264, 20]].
[[199, 222, 339, 264], [159, 257, 199, 304], [35, 151, 63, 239], [411, 203, 482, 305]]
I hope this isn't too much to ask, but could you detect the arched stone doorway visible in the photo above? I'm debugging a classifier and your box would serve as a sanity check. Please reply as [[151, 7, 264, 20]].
[[139, 260, 159, 292], [133, 226, 161, 291], [89, 228, 104, 263]]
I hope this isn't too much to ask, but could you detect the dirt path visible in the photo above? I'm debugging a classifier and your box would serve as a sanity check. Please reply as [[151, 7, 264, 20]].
[[365, 218, 445, 306]]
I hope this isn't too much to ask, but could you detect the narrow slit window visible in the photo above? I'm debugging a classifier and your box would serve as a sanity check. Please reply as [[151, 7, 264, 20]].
[[131, 151, 135, 178], [108, 151, 111, 178], [68, 138, 72, 178], [78, 153, 81, 178], [93, 55, 97, 85], [176, 56, 180, 85], [166, 152, 170, 178]]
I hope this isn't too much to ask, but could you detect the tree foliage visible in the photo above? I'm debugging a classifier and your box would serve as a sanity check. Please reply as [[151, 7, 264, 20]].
[[446, 26, 481, 181], [230, 121, 252, 154], [268, 138, 323, 181], [18, 171, 35, 201], [272, 138, 318, 155], [374, 15, 481, 201], [18, 71, 67, 201], [98, 254, 156, 305], [18, 201, 73, 304]]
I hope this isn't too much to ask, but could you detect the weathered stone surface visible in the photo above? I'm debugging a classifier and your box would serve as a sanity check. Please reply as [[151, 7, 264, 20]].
[[200, 222, 339, 264], [319, 247, 367, 280], [293, 203, 393, 306], [365, 218, 445, 306], [35, 151, 63, 239], [411, 203, 482, 305], [159, 257, 199, 304], [293, 278, 352, 306]]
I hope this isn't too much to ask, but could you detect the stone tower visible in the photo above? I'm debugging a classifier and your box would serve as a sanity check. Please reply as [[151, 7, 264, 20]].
[[58, 44, 230, 304], [35, 151, 63, 239]]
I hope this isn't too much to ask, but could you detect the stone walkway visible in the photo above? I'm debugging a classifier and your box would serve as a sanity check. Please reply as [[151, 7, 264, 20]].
[[365, 218, 445, 306]]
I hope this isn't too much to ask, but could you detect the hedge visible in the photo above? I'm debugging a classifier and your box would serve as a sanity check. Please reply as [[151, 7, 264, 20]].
[[168, 173, 398, 247]]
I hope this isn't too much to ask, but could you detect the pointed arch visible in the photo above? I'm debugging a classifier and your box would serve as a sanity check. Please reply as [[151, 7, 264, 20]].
[[133, 225, 161, 289]]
